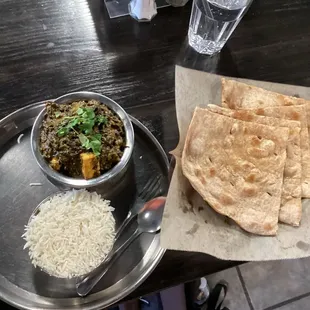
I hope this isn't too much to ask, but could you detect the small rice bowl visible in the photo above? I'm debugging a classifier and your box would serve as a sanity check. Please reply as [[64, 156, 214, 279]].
[[22, 189, 115, 278]]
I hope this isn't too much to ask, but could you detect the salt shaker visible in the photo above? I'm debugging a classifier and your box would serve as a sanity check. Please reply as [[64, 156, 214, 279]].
[[129, 0, 157, 22]]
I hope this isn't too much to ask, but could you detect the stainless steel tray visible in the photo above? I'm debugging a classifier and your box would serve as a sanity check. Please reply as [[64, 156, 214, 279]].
[[0, 102, 169, 310]]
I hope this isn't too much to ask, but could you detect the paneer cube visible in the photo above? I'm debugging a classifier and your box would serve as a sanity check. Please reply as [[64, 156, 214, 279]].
[[80, 153, 100, 180], [50, 157, 61, 171]]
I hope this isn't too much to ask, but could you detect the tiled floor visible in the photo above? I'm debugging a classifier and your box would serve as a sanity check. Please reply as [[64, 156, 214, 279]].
[[206, 258, 310, 310]]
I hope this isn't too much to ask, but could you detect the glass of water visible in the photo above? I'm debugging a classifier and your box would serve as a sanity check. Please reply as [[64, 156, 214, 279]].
[[188, 0, 253, 55]]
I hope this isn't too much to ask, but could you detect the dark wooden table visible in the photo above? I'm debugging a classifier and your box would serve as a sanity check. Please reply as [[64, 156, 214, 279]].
[[1, 0, 310, 308]]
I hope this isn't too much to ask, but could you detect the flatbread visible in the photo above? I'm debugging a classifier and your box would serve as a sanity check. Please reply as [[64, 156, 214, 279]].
[[249, 105, 310, 199], [221, 78, 310, 198], [207, 104, 302, 226], [182, 108, 289, 235], [221, 78, 308, 109]]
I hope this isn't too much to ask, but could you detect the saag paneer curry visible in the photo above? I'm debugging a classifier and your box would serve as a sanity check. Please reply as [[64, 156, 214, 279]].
[[40, 100, 126, 179]]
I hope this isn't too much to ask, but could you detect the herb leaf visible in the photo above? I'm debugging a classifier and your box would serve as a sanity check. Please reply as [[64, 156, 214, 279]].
[[78, 133, 101, 156], [96, 115, 107, 126], [78, 133, 90, 148], [77, 108, 84, 115], [55, 111, 61, 118], [57, 127, 69, 136], [89, 134, 102, 156], [85, 108, 95, 120], [67, 118, 79, 128], [79, 119, 95, 135], [57, 107, 103, 156], [77, 108, 95, 120]]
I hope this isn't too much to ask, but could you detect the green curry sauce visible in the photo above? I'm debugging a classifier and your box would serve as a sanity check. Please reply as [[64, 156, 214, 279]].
[[39, 100, 125, 178]]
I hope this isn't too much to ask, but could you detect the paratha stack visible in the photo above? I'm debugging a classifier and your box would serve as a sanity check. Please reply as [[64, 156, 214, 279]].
[[182, 79, 309, 236], [221, 79, 310, 198]]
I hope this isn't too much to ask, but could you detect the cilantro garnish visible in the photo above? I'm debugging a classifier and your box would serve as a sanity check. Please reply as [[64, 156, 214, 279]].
[[78, 133, 102, 156], [56, 107, 107, 156], [54, 111, 61, 118], [96, 115, 107, 126]]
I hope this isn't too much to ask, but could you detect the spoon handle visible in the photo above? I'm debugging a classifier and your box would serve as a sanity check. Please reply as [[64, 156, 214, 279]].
[[114, 211, 135, 240], [76, 228, 141, 297], [115, 201, 145, 240]]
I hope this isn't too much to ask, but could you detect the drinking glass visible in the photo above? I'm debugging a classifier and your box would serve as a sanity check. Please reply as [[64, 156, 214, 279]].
[[188, 0, 253, 55]]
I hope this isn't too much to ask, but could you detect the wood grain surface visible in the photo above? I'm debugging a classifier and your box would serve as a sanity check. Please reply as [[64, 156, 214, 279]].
[[1, 0, 310, 308]]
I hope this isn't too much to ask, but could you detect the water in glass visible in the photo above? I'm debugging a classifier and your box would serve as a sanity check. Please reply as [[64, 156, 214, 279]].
[[188, 0, 252, 54]]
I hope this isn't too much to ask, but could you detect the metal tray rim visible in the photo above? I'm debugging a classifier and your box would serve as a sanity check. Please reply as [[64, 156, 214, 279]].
[[0, 244, 166, 310], [0, 101, 41, 126], [0, 101, 168, 310]]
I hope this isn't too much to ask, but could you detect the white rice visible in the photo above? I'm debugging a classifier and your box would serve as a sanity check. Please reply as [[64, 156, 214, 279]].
[[17, 134, 24, 144], [29, 183, 42, 187], [22, 189, 115, 278]]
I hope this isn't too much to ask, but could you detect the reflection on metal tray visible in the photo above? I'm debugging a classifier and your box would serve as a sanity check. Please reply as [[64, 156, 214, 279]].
[[0, 102, 169, 310]]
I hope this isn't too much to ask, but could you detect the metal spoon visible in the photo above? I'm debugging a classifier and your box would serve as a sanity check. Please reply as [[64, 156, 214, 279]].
[[76, 196, 166, 297], [114, 175, 162, 240]]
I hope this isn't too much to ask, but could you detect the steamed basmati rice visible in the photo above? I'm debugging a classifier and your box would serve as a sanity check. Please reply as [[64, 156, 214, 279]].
[[17, 134, 24, 144], [29, 183, 42, 187], [22, 189, 115, 278]]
